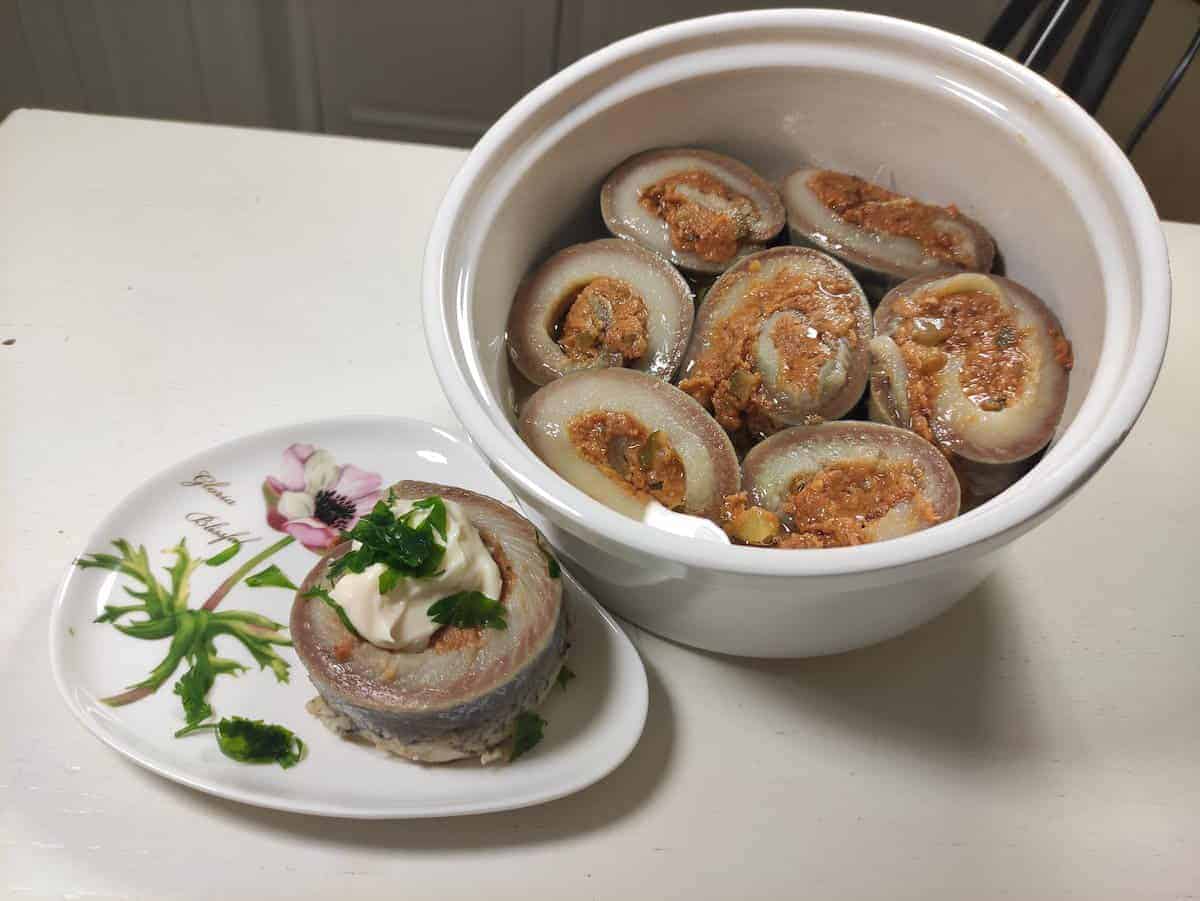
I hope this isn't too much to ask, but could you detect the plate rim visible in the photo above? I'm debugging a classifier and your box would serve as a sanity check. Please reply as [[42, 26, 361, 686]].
[[48, 414, 649, 819]]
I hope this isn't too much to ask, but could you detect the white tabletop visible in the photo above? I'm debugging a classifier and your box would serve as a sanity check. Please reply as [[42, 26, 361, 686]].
[[2, 109, 1197, 900]]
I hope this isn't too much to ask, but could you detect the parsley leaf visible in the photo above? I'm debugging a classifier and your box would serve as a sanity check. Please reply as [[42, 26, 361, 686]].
[[216, 717, 304, 767], [408, 496, 448, 542], [303, 588, 364, 640], [535, 533, 560, 578], [178, 717, 305, 769], [555, 665, 576, 691], [378, 567, 400, 595], [511, 711, 546, 761], [329, 494, 448, 586], [245, 564, 298, 590], [427, 591, 507, 630]]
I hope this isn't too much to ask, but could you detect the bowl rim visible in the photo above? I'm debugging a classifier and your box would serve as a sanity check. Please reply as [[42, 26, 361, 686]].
[[422, 8, 1170, 578]]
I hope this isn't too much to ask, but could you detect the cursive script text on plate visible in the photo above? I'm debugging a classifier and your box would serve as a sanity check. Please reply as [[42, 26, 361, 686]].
[[185, 512, 262, 546], [180, 470, 237, 506]]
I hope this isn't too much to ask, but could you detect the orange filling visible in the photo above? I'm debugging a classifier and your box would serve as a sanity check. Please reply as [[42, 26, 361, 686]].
[[639, 170, 757, 263], [558, 276, 649, 364], [770, 313, 834, 395], [807, 170, 971, 266], [1049, 325, 1074, 370], [781, 459, 931, 548], [890, 289, 1039, 446], [568, 411, 687, 509], [722, 458, 936, 549], [678, 264, 858, 436]]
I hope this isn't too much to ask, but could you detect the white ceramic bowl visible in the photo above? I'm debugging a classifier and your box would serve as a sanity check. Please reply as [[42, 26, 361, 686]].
[[423, 10, 1170, 657]]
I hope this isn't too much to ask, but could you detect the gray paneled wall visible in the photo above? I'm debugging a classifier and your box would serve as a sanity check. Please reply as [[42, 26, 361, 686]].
[[307, 0, 559, 145], [2, 0, 1197, 221]]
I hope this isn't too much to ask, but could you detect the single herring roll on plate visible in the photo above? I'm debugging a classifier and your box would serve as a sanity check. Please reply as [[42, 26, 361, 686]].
[[291, 481, 567, 764]]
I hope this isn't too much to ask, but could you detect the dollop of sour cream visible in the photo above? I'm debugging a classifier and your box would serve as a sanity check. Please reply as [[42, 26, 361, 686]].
[[329, 497, 503, 652]]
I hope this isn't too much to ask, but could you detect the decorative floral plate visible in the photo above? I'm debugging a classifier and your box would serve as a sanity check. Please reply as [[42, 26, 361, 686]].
[[49, 416, 648, 818]]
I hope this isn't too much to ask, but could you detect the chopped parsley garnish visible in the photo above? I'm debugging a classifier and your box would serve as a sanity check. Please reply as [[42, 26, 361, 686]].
[[309, 495, 508, 638], [178, 716, 305, 768], [511, 711, 546, 761], [330, 494, 449, 592], [535, 533, 561, 578], [428, 590, 507, 630], [555, 665, 576, 691], [378, 566, 401, 595]]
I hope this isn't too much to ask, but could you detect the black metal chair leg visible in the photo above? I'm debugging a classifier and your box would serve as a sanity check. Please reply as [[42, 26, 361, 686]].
[[1061, 0, 1156, 113], [985, 0, 1194, 155], [1018, 0, 1092, 72], [984, 0, 1047, 51], [1125, 23, 1200, 154]]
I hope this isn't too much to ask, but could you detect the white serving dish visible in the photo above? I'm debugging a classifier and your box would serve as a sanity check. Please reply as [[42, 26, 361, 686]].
[[422, 10, 1170, 657]]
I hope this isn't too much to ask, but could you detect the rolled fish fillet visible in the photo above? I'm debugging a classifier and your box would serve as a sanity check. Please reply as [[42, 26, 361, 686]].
[[291, 482, 567, 764]]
